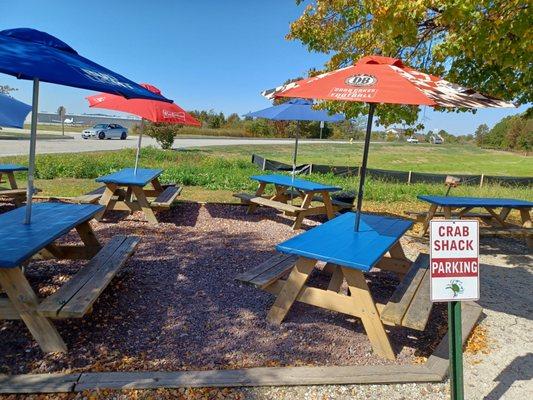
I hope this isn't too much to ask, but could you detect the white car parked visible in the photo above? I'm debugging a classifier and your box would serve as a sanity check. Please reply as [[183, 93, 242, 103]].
[[406, 136, 419, 143], [82, 124, 128, 140]]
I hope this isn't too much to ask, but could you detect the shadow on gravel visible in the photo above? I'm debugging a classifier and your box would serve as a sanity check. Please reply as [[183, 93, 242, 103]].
[[476, 260, 532, 321], [484, 353, 532, 400], [202, 202, 319, 231]]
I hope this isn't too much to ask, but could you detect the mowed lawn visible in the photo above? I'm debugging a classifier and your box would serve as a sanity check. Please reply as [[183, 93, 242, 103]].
[[207, 142, 533, 176]]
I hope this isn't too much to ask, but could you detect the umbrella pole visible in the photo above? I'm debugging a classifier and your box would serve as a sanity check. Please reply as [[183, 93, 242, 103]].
[[134, 119, 144, 174], [291, 123, 299, 203], [354, 103, 376, 231], [24, 78, 40, 224]]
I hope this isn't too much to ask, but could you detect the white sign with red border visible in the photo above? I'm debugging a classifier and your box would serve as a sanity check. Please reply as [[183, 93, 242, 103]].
[[430, 220, 479, 302]]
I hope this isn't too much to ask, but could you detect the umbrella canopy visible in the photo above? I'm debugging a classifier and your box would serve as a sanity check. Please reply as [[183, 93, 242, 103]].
[[244, 98, 344, 122], [245, 98, 345, 185], [0, 93, 31, 128], [0, 28, 173, 224], [86, 83, 201, 172], [86, 84, 200, 125], [0, 29, 171, 102], [263, 55, 515, 230]]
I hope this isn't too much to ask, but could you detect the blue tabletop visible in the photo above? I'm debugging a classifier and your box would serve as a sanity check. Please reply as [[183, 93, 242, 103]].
[[96, 168, 163, 186], [418, 195, 533, 208], [0, 164, 27, 173], [0, 202, 103, 268], [276, 212, 413, 272], [251, 174, 341, 192]]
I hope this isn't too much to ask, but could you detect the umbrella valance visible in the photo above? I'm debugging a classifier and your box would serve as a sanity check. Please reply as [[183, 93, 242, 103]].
[[0, 93, 31, 128]]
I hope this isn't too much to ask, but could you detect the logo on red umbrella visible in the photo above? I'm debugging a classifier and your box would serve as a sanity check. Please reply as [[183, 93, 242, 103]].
[[162, 109, 186, 121], [345, 74, 377, 87]]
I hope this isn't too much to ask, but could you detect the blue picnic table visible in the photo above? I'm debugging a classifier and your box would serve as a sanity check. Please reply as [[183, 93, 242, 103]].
[[0, 164, 30, 206], [96, 167, 163, 186], [95, 168, 166, 223], [277, 212, 413, 271], [0, 201, 139, 354], [0, 202, 103, 268], [262, 211, 413, 359], [0, 163, 28, 173], [417, 195, 533, 245], [251, 174, 342, 192], [236, 174, 344, 230]]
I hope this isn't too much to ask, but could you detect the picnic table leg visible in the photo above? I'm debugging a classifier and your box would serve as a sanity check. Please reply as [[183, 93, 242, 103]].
[[0, 268, 67, 353], [247, 182, 266, 214], [420, 204, 438, 237], [327, 265, 345, 293], [388, 242, 410, 279], [292, 193, 313, 230], [151, 178, 164, 194], [131, 185, 159, 224], [267, 257, 316, 324], [321, 191, 335, 220], [341, 267, 395, 360], [443, 206, 452, 219], [7, 172, 18, 189], [499, 207, 511, 222], [485, 207, 508, 228], [95, 183, 118, 221], [271, 185, 289, 203], [75, 221, 102, 256], [519, 208, 532, 248]]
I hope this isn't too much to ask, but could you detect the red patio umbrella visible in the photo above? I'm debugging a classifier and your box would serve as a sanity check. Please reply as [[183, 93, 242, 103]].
[[86, 83, 201, 172], [263, 55, 515, 230]]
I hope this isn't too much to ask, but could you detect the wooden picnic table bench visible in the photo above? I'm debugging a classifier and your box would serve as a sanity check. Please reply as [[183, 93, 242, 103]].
[[0, 164, 40, 206], [95, 168, 181, 223], [0, 202, 139, 353], [236, 212, 434, 360], [417, 195, 532, 247], [234, 174, 343, 230]]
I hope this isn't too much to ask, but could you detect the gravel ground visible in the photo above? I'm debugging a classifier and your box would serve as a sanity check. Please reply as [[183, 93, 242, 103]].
[[0, 201, 531, 399], [0, 203, 447, 374]]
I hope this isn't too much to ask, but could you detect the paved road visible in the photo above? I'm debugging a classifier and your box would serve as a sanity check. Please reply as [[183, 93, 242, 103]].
[[0, 130, 348, 156]]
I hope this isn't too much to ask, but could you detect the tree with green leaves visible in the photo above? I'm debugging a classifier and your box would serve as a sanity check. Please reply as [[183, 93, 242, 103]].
[[288, 0, 531, 126], [475, 123, 490, 146]]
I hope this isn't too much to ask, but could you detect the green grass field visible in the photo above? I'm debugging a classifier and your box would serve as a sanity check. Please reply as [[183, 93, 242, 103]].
[[210, 142, 532, 176], [1, 143, 531, 215]]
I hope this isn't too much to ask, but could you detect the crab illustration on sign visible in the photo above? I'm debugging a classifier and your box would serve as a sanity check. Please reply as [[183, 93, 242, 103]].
[[446, 279, 465, 298]]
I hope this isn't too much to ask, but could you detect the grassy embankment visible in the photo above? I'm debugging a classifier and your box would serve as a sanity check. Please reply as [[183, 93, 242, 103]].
[[1, 143, 530, 216]]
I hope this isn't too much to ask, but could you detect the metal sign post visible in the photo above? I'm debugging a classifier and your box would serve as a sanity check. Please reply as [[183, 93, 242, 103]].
[[430, 219, 479, 400]]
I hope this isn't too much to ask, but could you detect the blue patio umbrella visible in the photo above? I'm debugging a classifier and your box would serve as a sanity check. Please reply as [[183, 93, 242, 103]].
[[0, 28, 172, 223], [245, 98, 344, 178], [0, 93, 31, 128]]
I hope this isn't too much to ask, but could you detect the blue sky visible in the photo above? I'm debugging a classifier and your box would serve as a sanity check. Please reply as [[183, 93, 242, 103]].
[[0, 0, 527, 135]]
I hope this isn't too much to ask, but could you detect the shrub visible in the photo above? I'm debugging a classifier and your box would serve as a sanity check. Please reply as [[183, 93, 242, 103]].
[[144, 123, 182, 150]]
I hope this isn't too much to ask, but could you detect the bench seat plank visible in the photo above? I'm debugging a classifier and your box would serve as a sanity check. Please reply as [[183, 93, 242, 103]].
[[234, 193, 303, 214], [152, 186, 182, 208], [401, 269, 432, 330], [236, 254, 298, 289], [37, 235, 139, 318], [74, 186, 107, 204], [380, 253, 430, 327]]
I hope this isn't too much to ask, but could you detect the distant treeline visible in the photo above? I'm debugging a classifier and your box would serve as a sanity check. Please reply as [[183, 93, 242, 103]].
[[133, 108, 531, 153], [475, 111, 532, 152]]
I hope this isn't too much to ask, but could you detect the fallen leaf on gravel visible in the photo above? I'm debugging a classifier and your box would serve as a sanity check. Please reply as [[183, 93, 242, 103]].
[[465, 324, 490, 355]]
